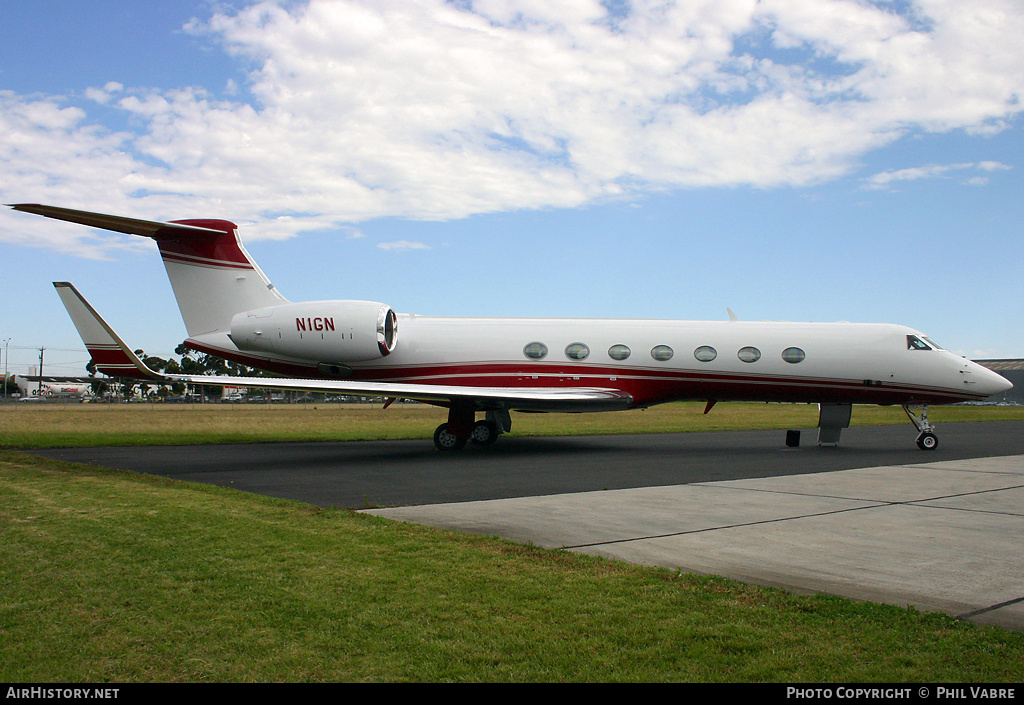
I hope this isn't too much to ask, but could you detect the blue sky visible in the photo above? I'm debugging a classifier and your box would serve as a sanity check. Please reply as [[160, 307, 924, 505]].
[[2, 0, 1022, 378]]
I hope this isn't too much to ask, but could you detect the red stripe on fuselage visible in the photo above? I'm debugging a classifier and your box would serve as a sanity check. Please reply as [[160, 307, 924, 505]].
[[182, 339, 977, 406]]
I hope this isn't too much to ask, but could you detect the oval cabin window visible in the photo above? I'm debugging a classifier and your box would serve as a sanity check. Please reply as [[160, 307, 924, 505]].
[[651, 345, 674, 361], [738, 346, 761, 363], [565, 343, 590, 360], [523, 342, 548, 360], [782, 347, 806, 364], [694, 345, 717, 362], [608, 344, 631, 361]]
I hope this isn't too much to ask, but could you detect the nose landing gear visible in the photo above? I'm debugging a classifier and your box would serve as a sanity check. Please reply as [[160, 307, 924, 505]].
[[903, 405, 939, 450]]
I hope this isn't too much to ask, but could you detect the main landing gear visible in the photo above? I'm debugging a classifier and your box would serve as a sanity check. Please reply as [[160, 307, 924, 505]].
[[903, 404, 939, 451], [433, 408, 511, 451]]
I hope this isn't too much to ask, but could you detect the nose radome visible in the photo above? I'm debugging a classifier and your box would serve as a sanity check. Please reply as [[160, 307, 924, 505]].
[[971, 362, 1014, 396]]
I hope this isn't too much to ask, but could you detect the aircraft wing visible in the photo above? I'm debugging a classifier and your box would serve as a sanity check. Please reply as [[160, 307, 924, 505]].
[[53, 282, 633, 413]]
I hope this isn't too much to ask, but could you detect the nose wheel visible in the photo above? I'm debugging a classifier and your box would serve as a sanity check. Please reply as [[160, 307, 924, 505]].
[[916, 431, 939, 450], [904, 405, 939, 451]]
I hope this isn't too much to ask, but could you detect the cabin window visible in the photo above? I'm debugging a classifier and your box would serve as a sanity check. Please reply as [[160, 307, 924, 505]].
[[781, 347, 806, 364], [608, 344, 631, 361], [738, 346, 761, 363], [651, 345, 674, 361], [694, 345, 717, 362], [523, 342, 548, 360], [565, 343, 590, 360], [907, 335, 932, 351]]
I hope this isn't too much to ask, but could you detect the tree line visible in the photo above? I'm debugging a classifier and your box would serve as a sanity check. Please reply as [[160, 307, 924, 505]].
[[85, 344, 268, 400]]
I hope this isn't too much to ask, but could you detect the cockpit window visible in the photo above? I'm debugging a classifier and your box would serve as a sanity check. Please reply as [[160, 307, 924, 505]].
[[923, 337, 946, 351], [907, 335, 932, 351]]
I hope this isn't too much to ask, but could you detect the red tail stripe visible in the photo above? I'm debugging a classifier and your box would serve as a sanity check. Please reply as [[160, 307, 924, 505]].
[[156, 219, 252, 267], [159, 252, 254, 270], [86, 347, 134, 365]]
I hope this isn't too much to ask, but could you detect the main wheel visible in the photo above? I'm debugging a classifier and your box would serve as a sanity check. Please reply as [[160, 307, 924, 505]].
[[916, 432, 939, 451], [433, 423, 467, 451], [470, 419, 499, 446]]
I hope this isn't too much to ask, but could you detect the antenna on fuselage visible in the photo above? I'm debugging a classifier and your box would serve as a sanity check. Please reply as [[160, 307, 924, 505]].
[[727, 308, 739, 322]]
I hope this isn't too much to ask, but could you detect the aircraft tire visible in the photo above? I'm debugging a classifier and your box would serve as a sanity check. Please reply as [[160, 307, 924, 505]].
[[470, 420, 499, 446], [916, 432, 939, 451], [433, 423, 467, 451]]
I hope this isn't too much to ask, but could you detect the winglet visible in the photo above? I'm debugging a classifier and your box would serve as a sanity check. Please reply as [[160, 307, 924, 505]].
[[53, 282, 164, 380]]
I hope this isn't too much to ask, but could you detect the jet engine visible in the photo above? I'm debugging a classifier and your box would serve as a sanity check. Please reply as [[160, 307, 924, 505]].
[[229, 300, 397, 363]]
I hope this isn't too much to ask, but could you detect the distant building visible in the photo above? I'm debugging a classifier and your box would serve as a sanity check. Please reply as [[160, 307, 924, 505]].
[[974, 360, 1024, 404]]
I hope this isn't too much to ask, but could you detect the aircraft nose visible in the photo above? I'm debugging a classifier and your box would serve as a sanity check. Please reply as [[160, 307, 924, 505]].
[[972, 363, 1014, 397]]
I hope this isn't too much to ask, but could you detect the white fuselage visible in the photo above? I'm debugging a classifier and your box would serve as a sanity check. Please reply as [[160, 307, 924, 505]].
[[189, 314, 1007, 408]]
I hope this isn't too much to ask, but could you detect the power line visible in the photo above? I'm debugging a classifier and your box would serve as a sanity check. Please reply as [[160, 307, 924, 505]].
[[8, 345, 87, 353]]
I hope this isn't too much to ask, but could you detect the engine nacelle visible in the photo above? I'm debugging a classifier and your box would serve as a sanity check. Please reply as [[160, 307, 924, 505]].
[[229, 300, 398, 363]]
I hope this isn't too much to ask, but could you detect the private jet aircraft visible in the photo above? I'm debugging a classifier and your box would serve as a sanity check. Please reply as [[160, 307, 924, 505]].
[[10, 203, 1012, 451]]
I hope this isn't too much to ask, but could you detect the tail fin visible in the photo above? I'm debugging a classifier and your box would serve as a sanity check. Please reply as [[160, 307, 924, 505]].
[[53, 282, 162, 380], [10, 204, 288, 337]]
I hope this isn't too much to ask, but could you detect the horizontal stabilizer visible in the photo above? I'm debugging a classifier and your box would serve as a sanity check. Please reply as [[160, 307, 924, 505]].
[[10, 204, 231, 239]]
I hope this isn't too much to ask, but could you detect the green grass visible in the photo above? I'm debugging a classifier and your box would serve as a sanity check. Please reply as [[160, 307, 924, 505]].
[[3, 450, 1024, 682], [3, 400, 1023, 448]]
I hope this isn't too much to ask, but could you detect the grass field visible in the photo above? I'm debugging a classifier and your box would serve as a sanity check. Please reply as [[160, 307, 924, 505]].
[[3, 399, 1023, 448], [3, 402, 1024, 682]]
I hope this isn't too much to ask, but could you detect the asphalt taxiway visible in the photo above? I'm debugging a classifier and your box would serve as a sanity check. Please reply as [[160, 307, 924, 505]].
[[31, 420, 1024, 629]]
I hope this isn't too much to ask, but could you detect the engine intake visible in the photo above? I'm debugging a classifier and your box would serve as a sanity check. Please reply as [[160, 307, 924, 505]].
[[230, 300, 398, 362]]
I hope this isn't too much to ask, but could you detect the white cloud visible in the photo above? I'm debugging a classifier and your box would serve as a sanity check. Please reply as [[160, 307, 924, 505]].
[[864, 161, 1012, 189], [978, 161, 1012, 172], [377, 240, 431, 251], [2, 0, 1023, 255]]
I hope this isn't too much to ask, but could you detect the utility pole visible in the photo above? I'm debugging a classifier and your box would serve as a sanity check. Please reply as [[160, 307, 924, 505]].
[[2, 338, 9, 399], [38, 346, 44, 397]]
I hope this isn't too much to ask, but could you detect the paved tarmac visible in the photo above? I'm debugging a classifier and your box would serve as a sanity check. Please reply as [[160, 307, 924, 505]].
[[32, 420, 1024, 629], [366, 452, 1024, 630]]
